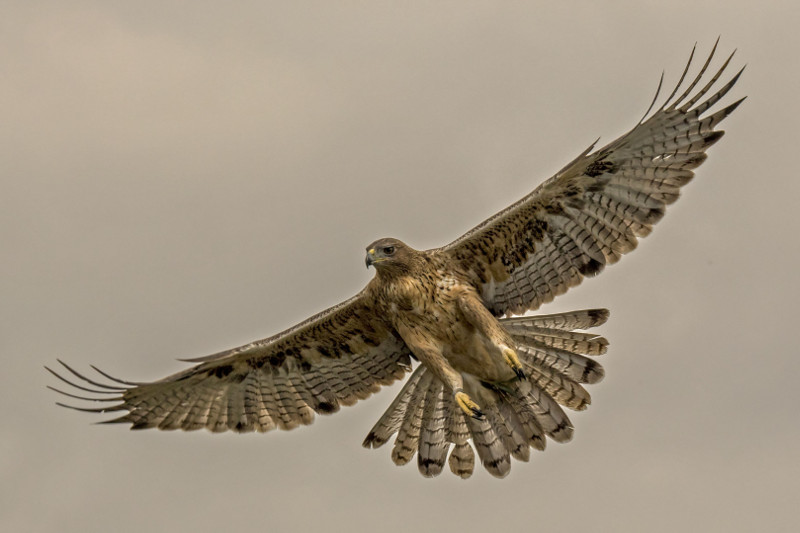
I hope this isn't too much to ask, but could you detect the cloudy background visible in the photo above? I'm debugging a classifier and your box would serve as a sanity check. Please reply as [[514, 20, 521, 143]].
[[3, 2, 799, 532]]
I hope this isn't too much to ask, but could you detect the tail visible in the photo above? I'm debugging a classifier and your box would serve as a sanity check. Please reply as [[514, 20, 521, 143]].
[[362, 308, 609, 478]]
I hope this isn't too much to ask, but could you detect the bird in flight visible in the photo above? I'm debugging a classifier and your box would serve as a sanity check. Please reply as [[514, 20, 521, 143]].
[[48, 41, 744, 478]]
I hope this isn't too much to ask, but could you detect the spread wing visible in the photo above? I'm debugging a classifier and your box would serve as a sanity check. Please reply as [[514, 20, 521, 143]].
[[443, 41, 745, 317], [47, 293, 412, 432]]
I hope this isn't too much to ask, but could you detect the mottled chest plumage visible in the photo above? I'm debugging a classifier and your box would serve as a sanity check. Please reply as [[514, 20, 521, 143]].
[[380, 267, 465, 326]]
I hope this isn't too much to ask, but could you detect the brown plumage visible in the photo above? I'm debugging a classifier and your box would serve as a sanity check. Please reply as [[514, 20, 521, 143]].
[[48, 41, 744, 478]]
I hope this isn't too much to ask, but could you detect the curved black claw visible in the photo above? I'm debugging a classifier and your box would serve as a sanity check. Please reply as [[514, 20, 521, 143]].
[[501, 347, 526, 381], [455, 389, 485, 420]]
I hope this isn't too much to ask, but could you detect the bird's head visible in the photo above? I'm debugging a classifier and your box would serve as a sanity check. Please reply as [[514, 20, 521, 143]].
[[365, 238, 414, 273]]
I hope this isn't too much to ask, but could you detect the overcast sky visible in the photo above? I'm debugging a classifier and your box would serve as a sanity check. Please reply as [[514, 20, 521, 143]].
[[3, 2, 799, 532]]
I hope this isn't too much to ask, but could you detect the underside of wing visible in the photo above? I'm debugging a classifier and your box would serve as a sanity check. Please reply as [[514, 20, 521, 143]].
[[47, 293, 412, 433], [443, 40, 745, 317]]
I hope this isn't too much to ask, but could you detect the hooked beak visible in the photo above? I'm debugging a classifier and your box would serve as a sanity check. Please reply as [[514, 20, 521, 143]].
[[365, 248, 375, 269]]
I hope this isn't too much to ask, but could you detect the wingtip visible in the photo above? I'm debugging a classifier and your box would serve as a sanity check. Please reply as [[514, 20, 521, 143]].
[[89, 364, 141, 386], [55, 401, 122, 414], [362, 433, 378, 448], [639, 71, 665, 123]]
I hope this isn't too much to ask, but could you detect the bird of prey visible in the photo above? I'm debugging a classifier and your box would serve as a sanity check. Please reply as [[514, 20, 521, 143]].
[[48, 42, 744, 479]]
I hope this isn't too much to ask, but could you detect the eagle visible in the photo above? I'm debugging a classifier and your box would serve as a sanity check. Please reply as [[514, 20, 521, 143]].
[[48, 42, 744, 479]]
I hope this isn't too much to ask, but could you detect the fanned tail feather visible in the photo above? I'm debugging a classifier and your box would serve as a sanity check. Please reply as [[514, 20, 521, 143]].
[[363, 308, 608, 478]]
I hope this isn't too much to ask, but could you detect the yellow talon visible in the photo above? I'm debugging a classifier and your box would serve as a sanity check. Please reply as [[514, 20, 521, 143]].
[[455, 390, 484, 420], [502, 346, 525, 379]]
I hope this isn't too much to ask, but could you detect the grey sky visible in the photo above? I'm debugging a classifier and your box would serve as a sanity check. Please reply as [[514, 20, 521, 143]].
[[3, 2, 799, 532]]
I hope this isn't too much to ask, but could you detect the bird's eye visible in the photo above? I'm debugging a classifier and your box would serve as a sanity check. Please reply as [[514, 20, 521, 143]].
[[383, 246, 395, 255]]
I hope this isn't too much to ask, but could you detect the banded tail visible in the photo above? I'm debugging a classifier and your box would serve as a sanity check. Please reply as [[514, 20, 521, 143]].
[[362, 308, 609, 478]]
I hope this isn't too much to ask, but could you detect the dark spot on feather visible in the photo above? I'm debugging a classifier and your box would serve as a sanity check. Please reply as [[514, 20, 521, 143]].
[[485, 459, 506, 469], [643, 207, 665, 224], [544, 202, 564, 216], [316, 401, 337, 414], [269, 352, 286, 367], [553, 421, 572, 434], [247, 358, 266, 369], [419, 458, 444, 470], [299, 360, 312, 372], [526, 218, 548, 241], [585, 159, 617, 177], [564, 196, 586, 210], [702, 130, 725, 147], [587, 309, 610, 324], [208, 365, 234, 379], [317, 346, 331, 358], [579, 258, 604, 277], [586, 181, 607, 193], [363, 335, 381, 347], [582, 360, 603, 384], [284, 346, 300, 358], [228, 372, 246, 384], [521, 234, 536, 254], [339, 343, 352, 355]]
